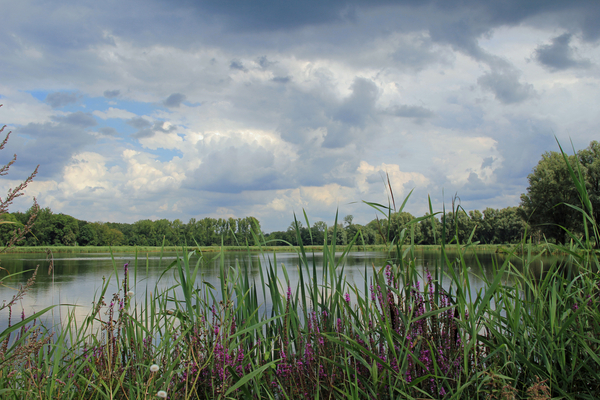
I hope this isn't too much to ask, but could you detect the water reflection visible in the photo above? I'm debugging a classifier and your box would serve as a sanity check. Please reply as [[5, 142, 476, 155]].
[[0, 249, 562, 333]]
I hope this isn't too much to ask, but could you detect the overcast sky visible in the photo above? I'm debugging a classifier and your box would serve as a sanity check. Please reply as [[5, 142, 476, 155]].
[[1, 0, 600, 232]]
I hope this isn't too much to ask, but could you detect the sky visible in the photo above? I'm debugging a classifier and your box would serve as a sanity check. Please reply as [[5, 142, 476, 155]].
[[1, 0, 600, 232]]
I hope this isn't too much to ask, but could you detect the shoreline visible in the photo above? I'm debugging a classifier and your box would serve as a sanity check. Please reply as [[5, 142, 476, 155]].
[[2, 243, 528, 254]]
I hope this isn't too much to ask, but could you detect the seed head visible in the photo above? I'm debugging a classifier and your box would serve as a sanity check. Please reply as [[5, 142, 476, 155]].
[[150, 364, 160, 373]]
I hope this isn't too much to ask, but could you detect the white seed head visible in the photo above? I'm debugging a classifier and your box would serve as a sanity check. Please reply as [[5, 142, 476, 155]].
[[127, 291, 134, 297], [156, 390, 167, 398], [149, 364, 160, 373]]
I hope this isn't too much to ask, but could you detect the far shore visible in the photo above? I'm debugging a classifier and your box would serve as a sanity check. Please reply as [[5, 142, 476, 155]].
[[2, 243, 531, 255]]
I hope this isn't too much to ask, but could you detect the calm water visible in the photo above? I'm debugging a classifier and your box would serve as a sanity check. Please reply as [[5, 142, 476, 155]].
[[0, 249, 560, 332]]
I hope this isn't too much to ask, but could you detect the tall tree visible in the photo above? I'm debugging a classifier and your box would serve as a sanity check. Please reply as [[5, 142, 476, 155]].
[[520, 150, 581, 244], [578, 140, 600, 225]]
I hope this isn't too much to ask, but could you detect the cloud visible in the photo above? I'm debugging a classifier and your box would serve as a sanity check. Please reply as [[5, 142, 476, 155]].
[[127, 117, 152, 129], [98, 127, 118, 136], [103, 89, 120, 98], [534, 33, 592, 71], [477, 69, 535, 104], [322, 77, 379, 148], [45, 92, 80, 108], [257, 55, 275, 69], [385, 105, 435, 121], [128, 118, 178, 139], [229, 59, 247, 71], [93, 107, 137, 120], [10, 112, 97, 177], [152, 121, 177, 133], [194, 1, 359, 32], [3, 0, 600, 232], [272, 76, 291, 84], [481, 156, 495, 169], [51, 111, 97, 127], [185, 140, 282, 193], [163, 93, 187, 108]]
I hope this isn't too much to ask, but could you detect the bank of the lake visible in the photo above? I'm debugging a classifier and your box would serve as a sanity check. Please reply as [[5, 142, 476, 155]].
[[3, 242, 531, 254], [0, 240, 597, 399]]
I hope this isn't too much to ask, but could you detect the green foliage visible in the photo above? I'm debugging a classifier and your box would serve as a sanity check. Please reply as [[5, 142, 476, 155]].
[[521, 140, 600, 244], [521, 150, 581, 244], [578, 140, 600, 225]]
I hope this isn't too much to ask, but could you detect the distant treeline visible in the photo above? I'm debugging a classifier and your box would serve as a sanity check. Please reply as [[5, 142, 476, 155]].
[[265, 207, 527, 246], [0, 205, 527, 247], [0, 207, 261, 247]]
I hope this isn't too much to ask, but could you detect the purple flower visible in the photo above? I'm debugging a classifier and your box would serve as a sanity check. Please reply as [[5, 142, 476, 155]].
[[344, 293, 350, 303]]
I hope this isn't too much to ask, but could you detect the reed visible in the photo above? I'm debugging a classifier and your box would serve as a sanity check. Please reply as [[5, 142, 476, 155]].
[[2, 244, 525, 255], [0, 148, 598, 399]]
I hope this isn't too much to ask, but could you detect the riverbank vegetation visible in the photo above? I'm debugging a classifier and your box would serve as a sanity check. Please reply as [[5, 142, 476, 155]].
[[1, 243, 528, 255], [0, 204, 528, 248], [1, 142, 599, 399], [1, 208, 599, 398]]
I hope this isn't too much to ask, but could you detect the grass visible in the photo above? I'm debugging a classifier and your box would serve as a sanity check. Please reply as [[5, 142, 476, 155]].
[[0, 147, 599, 399], [3, 243, 537, 255]]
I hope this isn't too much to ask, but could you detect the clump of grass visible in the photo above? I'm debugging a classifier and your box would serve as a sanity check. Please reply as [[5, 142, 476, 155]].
[[1, 147, 599, 399]]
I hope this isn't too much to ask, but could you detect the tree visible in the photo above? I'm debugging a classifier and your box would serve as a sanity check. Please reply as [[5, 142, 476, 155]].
[[343, 215, 353, 227], [418, 213, 440, 245], [0, 106, 39, 252], [495, 207, 527, 244], [443, 210, 472, 244], [578, 140, 600, 225], [311, 221, 327, 245], [53, 213, 79, 245], [520, 150, 582, 244], [327, 223, 346, 245], [78, 223, 98, 246]]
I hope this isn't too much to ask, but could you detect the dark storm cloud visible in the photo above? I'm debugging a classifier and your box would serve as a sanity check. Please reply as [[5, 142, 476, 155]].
[[52, 111, 97, 127], [534, 33, 592, 71], [273, 76, 381, 150], [333, 78, 378, 126], [182, 0, 360, 31], [481, 156, 495, 169], [103, 90, 121, 98], [257, 56, 275, 69], [98, 127, 118, 136], [390, 35, 451, 71], [163, 93, 187, 108], [322, 77, 379, 148], [130, 129, 154, 139], [229, 59, 247, 71], [9, 113, 97, 177], [127, 117, 152, 129], [272, 76, 291, 84], [165, 1, 600, 52], [5, 1, 600, 62], [45, 92, 80, 108], [385, 105, 435, 121], [4, 0, 600, 93], [477, 69, 536, 104]]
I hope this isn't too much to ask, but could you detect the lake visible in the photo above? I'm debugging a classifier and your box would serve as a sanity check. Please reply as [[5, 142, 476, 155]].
[[0, 248, 559, 333]]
